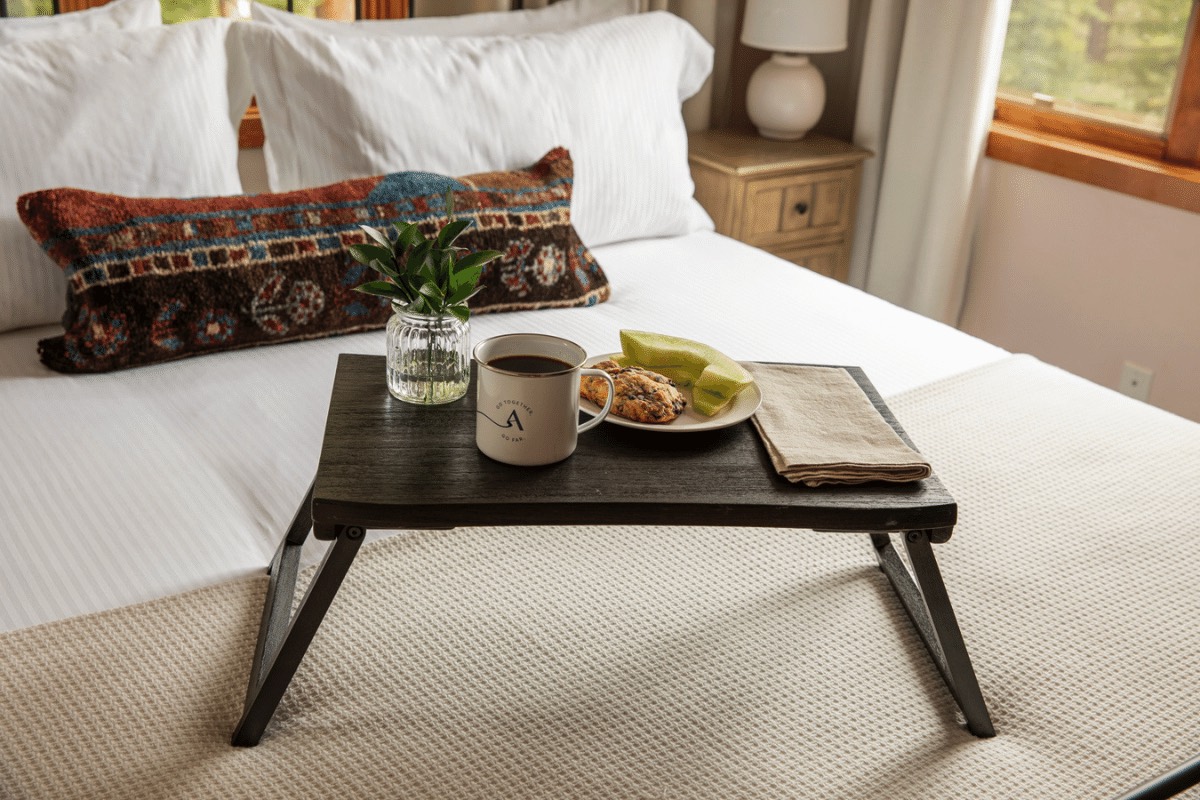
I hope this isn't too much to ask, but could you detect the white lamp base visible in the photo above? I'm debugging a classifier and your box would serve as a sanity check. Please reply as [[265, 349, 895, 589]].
[[746, 53, 826, 141]]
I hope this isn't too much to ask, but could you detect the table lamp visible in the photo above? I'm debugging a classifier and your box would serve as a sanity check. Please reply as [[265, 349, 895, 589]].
[[741, 0, 850, 140]]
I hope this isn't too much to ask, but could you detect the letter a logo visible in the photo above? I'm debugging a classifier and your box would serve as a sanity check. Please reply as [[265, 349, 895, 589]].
[[506, 410, 524, 431]]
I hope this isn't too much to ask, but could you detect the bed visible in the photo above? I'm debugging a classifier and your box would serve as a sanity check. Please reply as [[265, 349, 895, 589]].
[[1, 2, 1198, 799], [0, 230, 1008, 633]]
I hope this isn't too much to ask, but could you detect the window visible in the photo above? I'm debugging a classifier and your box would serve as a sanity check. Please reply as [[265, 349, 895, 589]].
[[999, 0, 1191, 135], [989, 0, 1200, 213], [160, 0, 355, 24], [3, 0, 54, 15]]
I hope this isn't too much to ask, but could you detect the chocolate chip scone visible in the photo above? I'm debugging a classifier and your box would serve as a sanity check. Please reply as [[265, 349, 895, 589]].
[[580, 359, 687, 424]]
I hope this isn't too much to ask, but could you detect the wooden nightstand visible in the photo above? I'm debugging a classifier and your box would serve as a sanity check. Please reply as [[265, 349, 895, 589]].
[[689, 129, 871, 283]]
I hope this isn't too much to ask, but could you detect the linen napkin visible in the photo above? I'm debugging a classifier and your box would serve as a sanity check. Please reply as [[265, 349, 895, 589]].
[[745, 363, 932, 487]]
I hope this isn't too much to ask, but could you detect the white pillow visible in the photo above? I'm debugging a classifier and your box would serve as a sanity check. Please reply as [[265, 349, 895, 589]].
[[0, 18, 252, 333], [0, 0, 161, 46], [237, 12, 714, 247], [249, 0, 638, 38]]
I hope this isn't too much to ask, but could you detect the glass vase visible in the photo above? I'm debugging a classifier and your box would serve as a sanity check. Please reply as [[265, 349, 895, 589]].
[[385, 302, 470, 405]]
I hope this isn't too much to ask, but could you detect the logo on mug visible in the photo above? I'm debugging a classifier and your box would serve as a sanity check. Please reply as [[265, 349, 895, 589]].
[[477, 400, 535, 439], [472, 333, 615, 466]]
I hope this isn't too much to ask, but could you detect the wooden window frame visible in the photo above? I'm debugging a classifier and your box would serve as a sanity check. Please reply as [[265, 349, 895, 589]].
[[987, 1, 1200, 214]]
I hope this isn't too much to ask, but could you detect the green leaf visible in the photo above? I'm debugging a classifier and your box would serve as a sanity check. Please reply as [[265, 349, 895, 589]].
[[454, 249, 503, 272], [450, 263, 484, 293], [347, 243, 376, 265], [435, 219, 471, 249], [349, 242, 395, 266], [417, 260, 439, 288], [407, 240, 433, 276], [435, 249, 454, 282], [368, 258, 400, 280], [354, 281, 404, 298], [447, 281, 483, 306], [447, 303, 470, 323], [418, 282, 444, 303], [444, 187, 456, 219], [393, 222, 423, 253], [358, 224, 392, 250]]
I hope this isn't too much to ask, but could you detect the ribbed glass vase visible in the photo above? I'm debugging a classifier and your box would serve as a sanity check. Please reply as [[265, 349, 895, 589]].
[[385, 301, 471, 405]]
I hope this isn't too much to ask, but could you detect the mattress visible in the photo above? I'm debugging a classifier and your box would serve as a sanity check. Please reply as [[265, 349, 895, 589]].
[[0, 231, 1007, 632]]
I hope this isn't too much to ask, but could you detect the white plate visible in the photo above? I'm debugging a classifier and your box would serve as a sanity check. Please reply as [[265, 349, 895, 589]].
[[580, 353, 763, 432]]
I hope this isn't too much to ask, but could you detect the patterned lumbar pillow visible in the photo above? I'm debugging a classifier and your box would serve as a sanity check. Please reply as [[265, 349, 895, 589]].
[[18, 147, 608, 373]]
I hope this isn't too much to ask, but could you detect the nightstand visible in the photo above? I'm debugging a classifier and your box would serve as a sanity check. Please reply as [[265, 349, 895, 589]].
[[688, 129, 871, 283]]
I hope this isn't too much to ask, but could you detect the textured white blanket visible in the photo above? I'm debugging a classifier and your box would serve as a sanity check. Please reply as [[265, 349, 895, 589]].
[[2, 354, 1196, 799], [0, 230, 1006, 633]]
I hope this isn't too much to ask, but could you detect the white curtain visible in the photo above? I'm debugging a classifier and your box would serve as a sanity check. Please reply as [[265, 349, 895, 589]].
[[850, 0, 1011, 325]]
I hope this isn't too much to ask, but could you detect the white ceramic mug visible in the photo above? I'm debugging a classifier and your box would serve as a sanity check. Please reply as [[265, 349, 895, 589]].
[[473, 333, 615, 466]]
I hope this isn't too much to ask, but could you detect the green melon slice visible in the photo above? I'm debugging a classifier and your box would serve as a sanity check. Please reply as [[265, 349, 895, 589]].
[[618, 330, 754, 416]]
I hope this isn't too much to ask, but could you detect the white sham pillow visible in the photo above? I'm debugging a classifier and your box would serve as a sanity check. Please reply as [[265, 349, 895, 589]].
[[249, 0, 638, 38], [0, 18, 252, 333], [237, 12, 714, 247], [0, 0, 161, 46]]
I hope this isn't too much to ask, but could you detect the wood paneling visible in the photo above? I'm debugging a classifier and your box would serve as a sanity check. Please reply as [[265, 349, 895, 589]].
[[57, 0, 108, 10], [358, 0, 407, 19], [239, 104, 265, 149]]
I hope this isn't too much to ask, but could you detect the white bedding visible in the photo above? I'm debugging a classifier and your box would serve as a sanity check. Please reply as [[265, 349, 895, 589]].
[[6, 355, 1200, 799], [0, 231, 1006, 632]]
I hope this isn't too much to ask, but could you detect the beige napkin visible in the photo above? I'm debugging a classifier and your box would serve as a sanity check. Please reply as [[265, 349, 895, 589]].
[[745, 363, 931, 487]]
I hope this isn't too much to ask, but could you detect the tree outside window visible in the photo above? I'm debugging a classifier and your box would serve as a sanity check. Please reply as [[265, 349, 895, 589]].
[[998, 0, 1193, 135]]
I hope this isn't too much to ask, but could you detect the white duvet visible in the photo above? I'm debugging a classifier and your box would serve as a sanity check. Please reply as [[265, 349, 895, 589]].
[[0, 231, 1006, 632]]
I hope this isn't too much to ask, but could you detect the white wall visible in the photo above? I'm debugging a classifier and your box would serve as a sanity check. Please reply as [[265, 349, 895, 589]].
[[961, 159, 1200, 422]]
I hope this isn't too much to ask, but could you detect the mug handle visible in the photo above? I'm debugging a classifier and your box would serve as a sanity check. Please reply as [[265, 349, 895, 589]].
[[578, 369, 616, 433]]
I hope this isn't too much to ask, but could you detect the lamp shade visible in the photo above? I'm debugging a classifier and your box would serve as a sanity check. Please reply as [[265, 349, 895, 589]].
[[741, 0, 850, 54]]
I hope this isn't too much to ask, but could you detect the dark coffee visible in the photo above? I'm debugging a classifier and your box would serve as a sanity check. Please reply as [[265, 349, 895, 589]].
[[488, 355, 572, 374]]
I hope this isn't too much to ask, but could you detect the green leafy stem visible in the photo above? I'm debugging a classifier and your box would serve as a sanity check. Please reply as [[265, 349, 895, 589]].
[[349, 190, 503, 322]]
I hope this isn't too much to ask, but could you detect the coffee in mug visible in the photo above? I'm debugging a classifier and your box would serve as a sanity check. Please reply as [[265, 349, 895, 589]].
[[473, 334, 615, 466]]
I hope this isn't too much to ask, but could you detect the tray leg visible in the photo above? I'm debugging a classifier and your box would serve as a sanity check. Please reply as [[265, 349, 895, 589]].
[[871, 529, 995, 737], [1113, 754, 1200, 800], [232, 482, 364, 747]]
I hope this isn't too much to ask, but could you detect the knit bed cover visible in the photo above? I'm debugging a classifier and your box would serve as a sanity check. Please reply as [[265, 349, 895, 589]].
[[2, 354, 1197, 799], [0, 230, 1007, 634]]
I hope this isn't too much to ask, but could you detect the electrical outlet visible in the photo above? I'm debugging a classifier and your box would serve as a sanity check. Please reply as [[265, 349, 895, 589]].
[[1118, 362, 1153, 402]]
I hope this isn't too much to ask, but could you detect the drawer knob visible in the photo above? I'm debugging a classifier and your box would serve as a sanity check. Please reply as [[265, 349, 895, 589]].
[[793, 201, 809, 215]]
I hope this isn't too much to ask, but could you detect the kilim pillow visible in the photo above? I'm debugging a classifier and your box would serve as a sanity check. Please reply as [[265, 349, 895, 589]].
[[18, 148, 609, 373]]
